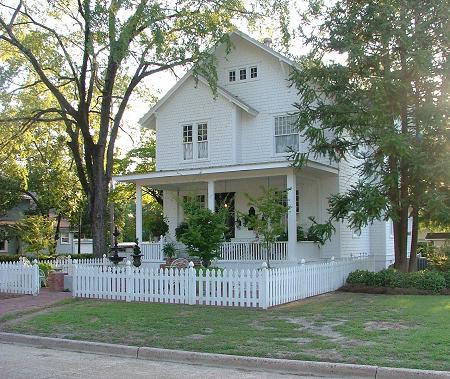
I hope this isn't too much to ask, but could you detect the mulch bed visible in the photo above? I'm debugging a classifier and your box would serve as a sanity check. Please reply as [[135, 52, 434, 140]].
[[339, 284, 450, 295]]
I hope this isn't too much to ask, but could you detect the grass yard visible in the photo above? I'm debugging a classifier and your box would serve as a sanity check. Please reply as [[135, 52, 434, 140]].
[[1, 293, 449, 371]]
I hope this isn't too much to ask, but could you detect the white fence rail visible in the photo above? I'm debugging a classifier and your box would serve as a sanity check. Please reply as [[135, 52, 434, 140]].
[[141, 241, 165, 261], [0, 261, 40, 295], [219, 241, 288, 261], [268, 255, 371, 307], [72, 255, 371, 308]]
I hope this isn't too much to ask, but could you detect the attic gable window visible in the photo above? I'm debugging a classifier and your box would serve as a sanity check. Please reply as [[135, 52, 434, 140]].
[[275, 114, 299, 154], [228, 70, 236, 82], [239, 68, 247, 80], [250, 66, 258, 78]]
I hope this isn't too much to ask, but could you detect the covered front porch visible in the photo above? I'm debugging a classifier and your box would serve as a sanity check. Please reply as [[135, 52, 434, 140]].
[[114, 161, 339, 265]]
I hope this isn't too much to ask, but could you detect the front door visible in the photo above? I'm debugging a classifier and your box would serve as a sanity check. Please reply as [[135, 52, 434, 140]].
[[215, 192, 235, 240]]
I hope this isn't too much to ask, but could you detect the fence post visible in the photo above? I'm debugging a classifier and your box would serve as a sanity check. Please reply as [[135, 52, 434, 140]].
[[72, 259, 78, 297], [188, 261, 196, 305], [102, 254, 108, 266], [261, 262, 269, 310], [126, 260, 133, 302], [32, 259, 39, 296], [159, 236, 165, 261]]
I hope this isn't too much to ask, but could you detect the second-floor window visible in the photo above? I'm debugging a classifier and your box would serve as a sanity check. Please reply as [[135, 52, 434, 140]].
[[60, 232, 70, 244], [275, 114, 299, 154], [182, 122, 208, 160]]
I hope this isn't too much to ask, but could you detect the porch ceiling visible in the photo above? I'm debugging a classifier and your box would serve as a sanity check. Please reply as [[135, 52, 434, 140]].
[[113, 161, 338, 189]]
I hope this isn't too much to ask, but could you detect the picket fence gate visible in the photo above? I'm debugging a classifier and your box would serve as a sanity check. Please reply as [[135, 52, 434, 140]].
[[72, 255, 371, 309], [0, 261, 40, 295]]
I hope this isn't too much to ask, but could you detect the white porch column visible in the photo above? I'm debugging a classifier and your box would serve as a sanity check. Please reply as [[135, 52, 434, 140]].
[[287, 171, 297, 260], [136, 183, 143, 243], [207, 180, 215, 212]]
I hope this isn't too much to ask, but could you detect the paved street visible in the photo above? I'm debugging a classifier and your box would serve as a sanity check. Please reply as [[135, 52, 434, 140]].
[[0, 343, 356, 379]]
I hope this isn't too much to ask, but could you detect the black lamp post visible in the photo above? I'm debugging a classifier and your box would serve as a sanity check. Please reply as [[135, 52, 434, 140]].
[[108, 226, 125, 265]]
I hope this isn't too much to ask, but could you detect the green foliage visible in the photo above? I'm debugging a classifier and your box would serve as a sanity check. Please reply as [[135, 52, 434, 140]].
[[346, 269, 447, 293], [292, 1, 450, 270], [424, 245, 450, 272], [176, 197, 228, 266], [15, 215, 55, 255], [38, 262, 53, 278], [147, 214, 169, 240], [0, 255, 21, 263], [162, 242, 177, 259], [237, 187, 289, 262]]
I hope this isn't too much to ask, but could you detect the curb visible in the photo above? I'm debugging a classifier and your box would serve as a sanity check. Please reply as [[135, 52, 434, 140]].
[[0, 333, 449, 379]]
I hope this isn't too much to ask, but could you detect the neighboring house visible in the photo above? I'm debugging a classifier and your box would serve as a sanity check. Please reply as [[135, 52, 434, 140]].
[[0, 196, 92, 256], [113, 31, 394, 269], [420, 231, 450, 248]]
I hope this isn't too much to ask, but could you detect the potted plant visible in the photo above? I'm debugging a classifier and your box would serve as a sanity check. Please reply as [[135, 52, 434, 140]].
[[131, 239, 143, 267], [162, 242, 177, 265]]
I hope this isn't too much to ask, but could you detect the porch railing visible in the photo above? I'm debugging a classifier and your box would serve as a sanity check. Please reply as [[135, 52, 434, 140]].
[[141, 241, 165, 261], [219, 241, 288, 261]]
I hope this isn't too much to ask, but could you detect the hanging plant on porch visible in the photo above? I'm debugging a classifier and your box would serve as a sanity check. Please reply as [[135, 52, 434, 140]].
[[176, 197, 229, 267]]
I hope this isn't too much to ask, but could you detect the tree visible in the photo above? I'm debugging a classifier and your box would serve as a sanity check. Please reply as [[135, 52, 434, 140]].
[[237, 187, 288, 267], [15, 215, 55, 255], [0, 0, 282, 256], [291, 0, 450, 271], [176, 197, 228, 267]]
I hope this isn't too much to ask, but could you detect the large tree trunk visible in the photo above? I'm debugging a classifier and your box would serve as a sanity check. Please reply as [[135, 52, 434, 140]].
[[90, 153, 109, 257]]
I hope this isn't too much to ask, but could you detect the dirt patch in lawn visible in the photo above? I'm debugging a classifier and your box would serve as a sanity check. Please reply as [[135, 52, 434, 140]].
[[282, 317, 371, 346], [364, 321, 413, 331]]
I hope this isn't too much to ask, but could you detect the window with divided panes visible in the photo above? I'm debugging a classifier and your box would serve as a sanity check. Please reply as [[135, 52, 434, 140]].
[[182, 123, 208, 160], [275, 114, 299, 153]]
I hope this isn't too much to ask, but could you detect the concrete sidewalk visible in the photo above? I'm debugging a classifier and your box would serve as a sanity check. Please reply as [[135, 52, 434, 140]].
[[0, 342, 333, 379], [0, 289, 71, 318], [1, 333, 449, 379]]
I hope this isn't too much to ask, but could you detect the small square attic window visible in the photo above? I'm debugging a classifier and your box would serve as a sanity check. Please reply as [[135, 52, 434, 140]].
[[250, 66, 258, 78], [228, 70, 236, 82], [239, 68, 247, 80]]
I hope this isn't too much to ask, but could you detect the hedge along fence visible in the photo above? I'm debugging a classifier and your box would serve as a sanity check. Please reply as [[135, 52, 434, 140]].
[[346, 269, 450, 293], [73, 255, 372, 309], [0, 260, 40, 295]]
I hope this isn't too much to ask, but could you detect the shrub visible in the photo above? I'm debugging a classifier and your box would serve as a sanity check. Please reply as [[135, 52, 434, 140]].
[[346, 268, 447, 293], [405, 271, 446, 293], [0, 255, 21, 263], [442, 271, 450, 288], [426, 245, 450, 272], [38, 262, 53, 277]]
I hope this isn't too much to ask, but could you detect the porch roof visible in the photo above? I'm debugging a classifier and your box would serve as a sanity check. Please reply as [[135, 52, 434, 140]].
[[113, 160, 338, 187]]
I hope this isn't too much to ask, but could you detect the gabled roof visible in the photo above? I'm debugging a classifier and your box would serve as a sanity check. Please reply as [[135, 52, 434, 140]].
[[139, 30, 295, 128]]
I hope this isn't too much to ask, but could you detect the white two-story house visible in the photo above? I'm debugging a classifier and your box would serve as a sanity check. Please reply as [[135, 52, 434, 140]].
[[114, 30, 394, 269]]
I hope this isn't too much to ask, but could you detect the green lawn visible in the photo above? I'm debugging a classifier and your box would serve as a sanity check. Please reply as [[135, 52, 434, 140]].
[[1, 293, 449, 371]]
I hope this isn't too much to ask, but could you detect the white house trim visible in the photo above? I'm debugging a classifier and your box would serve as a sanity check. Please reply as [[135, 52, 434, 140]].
[[140, 74, 258, 129], [113, 160, 338, 185]]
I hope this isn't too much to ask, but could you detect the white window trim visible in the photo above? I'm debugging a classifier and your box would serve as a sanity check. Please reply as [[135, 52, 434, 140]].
[[272, 112, 300, 156], [0, 239, 8, 252], [227, 63, 260, 84], [180, 120, 210, 163], [60, 232, 70, 245]]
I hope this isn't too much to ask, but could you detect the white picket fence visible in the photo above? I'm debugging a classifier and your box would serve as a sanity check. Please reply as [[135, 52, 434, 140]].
[[0, 261, 40, 295], [72, 254, 372, 309], [219, 241, 288, 261]]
